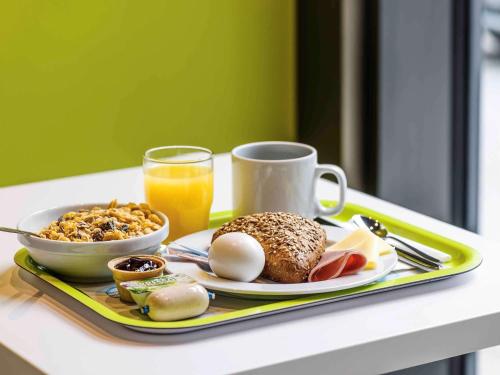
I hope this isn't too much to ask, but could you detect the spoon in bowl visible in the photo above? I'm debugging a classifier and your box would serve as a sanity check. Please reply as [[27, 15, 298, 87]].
[[0, 226, 41, 237]]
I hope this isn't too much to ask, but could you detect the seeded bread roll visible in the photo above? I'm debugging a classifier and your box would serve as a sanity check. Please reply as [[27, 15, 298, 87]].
[[211, 212, 326, 283]]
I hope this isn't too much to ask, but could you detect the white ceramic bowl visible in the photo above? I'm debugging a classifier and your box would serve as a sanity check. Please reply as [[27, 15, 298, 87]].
[[17, 203, 169, 282]]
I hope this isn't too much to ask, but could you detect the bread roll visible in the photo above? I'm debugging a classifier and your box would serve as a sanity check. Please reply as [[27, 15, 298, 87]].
[[212, 212, 326, 283]]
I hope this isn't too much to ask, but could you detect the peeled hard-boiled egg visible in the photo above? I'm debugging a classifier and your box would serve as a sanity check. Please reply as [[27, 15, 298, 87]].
[[208, 232, 265, 282]]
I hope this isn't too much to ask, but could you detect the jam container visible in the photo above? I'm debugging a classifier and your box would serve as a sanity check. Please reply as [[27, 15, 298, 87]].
[[107, 255, 166, 302]]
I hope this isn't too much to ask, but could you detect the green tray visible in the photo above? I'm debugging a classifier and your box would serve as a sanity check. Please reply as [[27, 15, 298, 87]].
[[14, 203, 482, 334]]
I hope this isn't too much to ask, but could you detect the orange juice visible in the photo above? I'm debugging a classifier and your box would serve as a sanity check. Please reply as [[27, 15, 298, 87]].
[[144, 164, 213, 241]]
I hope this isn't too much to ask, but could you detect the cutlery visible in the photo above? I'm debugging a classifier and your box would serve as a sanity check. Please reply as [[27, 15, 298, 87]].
[[169, 242, 208, 258], [314, 217, 442, 271], [314, 216, 351, 229], [395, 252, 441, 272], [0, 226, 41, 238], [163, 252, 212, 272], [350, 215, 441, 264]]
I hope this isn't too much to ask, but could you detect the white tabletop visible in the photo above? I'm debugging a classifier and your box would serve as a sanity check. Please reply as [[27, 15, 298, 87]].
[[0, 154, 496, 375]]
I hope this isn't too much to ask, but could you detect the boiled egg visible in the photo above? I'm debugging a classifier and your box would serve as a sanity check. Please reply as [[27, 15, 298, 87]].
[[208, 232, 265, 282]]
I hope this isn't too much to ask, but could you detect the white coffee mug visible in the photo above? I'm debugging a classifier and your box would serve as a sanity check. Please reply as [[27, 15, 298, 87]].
[[232, 141, 347, 218]]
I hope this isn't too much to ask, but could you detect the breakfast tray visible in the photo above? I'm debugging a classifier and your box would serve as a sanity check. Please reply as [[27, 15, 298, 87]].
[[14, 202, 482, 334]]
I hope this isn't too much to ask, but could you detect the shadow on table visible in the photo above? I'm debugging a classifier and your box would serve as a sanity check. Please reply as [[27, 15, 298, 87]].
[[0, 266, 43, 312], [14, 267, 478, 346]]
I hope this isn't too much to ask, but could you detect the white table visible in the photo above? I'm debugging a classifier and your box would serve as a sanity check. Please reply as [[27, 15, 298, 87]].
[[0, 154, 496, 375]]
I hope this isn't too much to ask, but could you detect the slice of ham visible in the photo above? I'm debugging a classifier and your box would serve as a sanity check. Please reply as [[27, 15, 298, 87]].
[[308, 250, 367, 282]]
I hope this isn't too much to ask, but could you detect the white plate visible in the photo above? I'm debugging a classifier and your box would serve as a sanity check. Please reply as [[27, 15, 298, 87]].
[[166, 226, 398, 296]]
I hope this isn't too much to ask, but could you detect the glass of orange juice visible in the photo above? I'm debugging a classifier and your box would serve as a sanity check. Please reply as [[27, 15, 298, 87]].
[[143, 146, 213, 242]]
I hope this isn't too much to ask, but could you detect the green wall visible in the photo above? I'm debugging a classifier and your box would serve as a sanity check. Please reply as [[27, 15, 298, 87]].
[[0, 1, 295, 186]]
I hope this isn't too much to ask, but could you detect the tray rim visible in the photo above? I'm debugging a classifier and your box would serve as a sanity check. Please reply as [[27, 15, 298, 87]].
[[13, 204, 483, 331]]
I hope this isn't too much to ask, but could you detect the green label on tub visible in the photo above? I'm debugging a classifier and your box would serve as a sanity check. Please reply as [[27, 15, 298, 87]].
[[120, 274, 196, 306]]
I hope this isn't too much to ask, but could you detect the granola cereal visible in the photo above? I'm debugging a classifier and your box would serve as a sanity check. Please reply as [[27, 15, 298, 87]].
[[39, 200, 163, 242]]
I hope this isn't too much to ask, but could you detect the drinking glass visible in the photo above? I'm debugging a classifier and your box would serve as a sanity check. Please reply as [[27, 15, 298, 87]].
[[143, 146, 213, 241]]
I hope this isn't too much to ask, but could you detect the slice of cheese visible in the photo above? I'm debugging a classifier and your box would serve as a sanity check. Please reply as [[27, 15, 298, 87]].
[[377, 238, 394, 256], [326, 228, 394, 270]]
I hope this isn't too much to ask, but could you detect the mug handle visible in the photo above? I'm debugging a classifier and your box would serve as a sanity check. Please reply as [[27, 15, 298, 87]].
[[313, 164, 347, 217]]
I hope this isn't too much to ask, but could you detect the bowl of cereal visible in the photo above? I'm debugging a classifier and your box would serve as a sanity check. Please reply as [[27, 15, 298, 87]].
[[17, 200, 169, 282]]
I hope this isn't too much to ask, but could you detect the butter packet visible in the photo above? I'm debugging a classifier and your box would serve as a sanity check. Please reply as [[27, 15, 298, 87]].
[[120, 273, 196, 307]]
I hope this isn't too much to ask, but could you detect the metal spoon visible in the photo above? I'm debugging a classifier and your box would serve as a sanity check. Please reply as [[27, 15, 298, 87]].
[[315, 216, 441, 271], [0, 226, 41, 237], [351, 215, 441, 264]]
